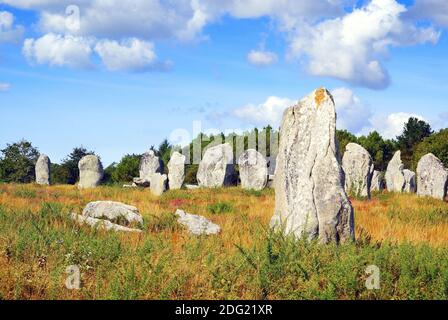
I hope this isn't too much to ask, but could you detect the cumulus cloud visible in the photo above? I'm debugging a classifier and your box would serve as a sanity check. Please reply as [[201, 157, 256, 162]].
[[287, 0, 439, 89], [366, 112, 426, 139], [94, 38, 169, 72], [23, 33, 93, 68], [0, 11, 24, 43], [408, 0, 448, 27], [247, 50, 278, 67], [232, 96, 295, 126], [0, 82, 11, 91], [331, 87, 372, 134]]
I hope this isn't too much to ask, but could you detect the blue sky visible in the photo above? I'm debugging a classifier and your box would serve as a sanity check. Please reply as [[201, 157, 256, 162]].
[[0, 0, 447, 165]]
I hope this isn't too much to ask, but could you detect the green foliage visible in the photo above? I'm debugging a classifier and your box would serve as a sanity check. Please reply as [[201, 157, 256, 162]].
[[412, 128, 448, 171], [52, 147, 95, 185], [207, 202, 234, 215], [358, 131, 397, 171], [105, 154, 142, 184], [336, 129, 358, 158], [396, 117, 433, 168], [0, 140, 39, 183], [184, 164, 198, 185]]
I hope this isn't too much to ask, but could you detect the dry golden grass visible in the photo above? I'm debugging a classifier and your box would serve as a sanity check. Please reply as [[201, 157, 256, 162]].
[[0, 183, 447, 300]]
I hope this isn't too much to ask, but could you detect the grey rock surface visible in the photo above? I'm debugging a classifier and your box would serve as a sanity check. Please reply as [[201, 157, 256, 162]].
[[71, 213, 142, 233], [238, 149, 268, 191], [197, 143, 236, 188], [371, 170, 385, 192], [403, 169, 416, 193], [417, 153, 448, 200], [175, 209, 221, 235], [78, 155, 103, 189], [82, 201, 143, 227], [342, 143, 374, 198], [270, 88, 354, 244], [150, 173, 167, 196], [35, 154, 51, 185], [168, 151, 186, 190], [139, 150, 163, 181], [385, 151, 406, 192]]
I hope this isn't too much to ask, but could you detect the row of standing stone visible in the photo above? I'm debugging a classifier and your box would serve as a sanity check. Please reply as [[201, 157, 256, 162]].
[[342, 142, 448, 201]]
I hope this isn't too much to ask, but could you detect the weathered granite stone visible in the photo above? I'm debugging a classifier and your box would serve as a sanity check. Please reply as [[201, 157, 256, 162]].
[[168, 151, 186, 190], [342, 143, 374, 198], [175, 209, 221, 235], [403, 169, 416, 193], [70, 213, 142, 233], [132, 177, 150, 188], [78, 155, 103, 189], [417, 153, 448, 200], [35, 154, 51, 185], [150, 173, 167, 196], [185, 184, 200, 190], [197, 143, 236, 188], [238, 149, 268, 191], [139, 150, 163, 181], [385, 151, 405, 192], [371, 170, 385, 192], [82, 201, 143, 227], [270, 88, 355, 244]]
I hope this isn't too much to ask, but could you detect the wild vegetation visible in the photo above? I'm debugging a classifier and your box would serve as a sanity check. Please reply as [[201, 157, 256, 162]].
[[0, 183, 447, 300]]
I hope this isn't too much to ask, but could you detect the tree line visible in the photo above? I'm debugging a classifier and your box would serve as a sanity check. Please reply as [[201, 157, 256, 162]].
[[1, 118, 447, 185]]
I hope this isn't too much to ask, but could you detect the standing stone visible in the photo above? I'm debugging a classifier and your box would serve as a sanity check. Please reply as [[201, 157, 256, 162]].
[[403, 169, 416, 193], [342, 143, 374, 198], [197, 143, 236, 188], [35, 154, 51, 185], [78, 155, 103, 189], [150, 173, 167, 196], [139, 150, 163, 181], [270, 88, 354, 244], [417, 153, 448, 200], [371, 170, 385, 192], [385, 151, 406, 192], [238, 149, 268, 191], [167, 151, 186, 190]]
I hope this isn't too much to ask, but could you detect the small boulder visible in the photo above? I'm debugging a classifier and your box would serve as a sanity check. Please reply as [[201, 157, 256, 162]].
[[82, 201, 143, 227], [71, 213, 142, 233], [175, 209, 221, 235]]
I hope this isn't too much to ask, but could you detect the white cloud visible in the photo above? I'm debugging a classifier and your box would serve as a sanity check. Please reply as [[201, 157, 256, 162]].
[[366, 112, 425, 139], [331, 87, 372, 134], [0, 82, 11, 91], [23, 33, 93, 68], [408, 0, 448, 27], [247, 50, 278, 67], [94, 38, 168, 72], [0, 11, 24, 43], [287, 0, 439, 89], [232, 96, 295, 126]]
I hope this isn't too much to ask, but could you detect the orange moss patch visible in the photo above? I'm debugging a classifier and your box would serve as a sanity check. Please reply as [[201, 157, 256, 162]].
[[314, 87, 327, 108]]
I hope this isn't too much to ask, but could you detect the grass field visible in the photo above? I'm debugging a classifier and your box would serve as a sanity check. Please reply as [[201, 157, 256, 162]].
[[0, 183, 448, 300]]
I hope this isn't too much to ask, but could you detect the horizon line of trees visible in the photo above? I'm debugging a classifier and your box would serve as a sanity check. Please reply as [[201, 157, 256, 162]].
[[1, 118, 447, 185]]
